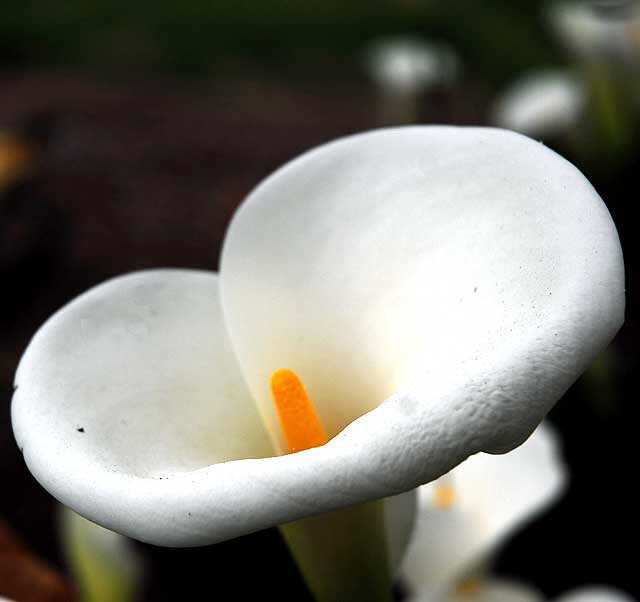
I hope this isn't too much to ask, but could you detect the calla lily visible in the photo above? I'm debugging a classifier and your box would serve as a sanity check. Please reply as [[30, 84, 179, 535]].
[[549, 1, 640, 66], [401, 422, 635, 602], [555, 587, 637, 602], [12, 126, 624, 559], [490, 70, 586, 138], [546, 1, 640, 155], [364, 36, 459, 93], [400, 422, 566, 599], [364, 36, 459, 124]]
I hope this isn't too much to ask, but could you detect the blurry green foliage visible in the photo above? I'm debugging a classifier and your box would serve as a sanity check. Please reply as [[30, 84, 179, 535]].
[[1, 0, 558, 82]]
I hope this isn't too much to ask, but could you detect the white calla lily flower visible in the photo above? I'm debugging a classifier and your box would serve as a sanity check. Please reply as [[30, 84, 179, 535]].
[[491, 70, 586, 137], [365, 36, 459, 93], [402, 422, 635, 602], [555, 586, 637, 601], [401, 422, 566, 599], [364, 36, 459, 124], [549, 1, 640, 65], [12, 126, 624, 551]]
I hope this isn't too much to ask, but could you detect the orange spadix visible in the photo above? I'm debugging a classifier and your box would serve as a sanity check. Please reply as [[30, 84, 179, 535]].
[[271, 369, 328, 454]]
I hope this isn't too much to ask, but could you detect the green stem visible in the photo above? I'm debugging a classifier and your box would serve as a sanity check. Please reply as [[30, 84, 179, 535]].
[[279, 499, 393, 602], [586, 62, 631, 157]]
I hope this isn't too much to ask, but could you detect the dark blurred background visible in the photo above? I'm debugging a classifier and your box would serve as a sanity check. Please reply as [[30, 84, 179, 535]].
[[1, 1, 638, 600]]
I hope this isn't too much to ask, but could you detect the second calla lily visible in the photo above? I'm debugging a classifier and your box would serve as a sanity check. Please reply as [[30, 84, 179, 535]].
[[12, 127, 624, 553]]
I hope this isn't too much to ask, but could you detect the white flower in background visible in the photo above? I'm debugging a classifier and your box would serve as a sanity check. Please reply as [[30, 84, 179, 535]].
[[59, 506, 145, 602], [364, 36, 459, 123], [365, 36, 459, 93], [490, 70, 586, 138], [401, 422, 566, 600], [545, 1, 640, 156], [401, 423, 635, 602], [11, 127, 624, 591], [555, 587, 637, 601], [549, 1, 640, 65]]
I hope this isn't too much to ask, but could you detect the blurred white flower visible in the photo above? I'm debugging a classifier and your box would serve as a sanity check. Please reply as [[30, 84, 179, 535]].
[[401, 422, 635, 602], [491, 70, 586, 137], [401, 422, 566, 599], [365, 36, 459, 93], [549, 1, 640, 65], [364, 36, 459, 123], [555, 586, 637, 601]]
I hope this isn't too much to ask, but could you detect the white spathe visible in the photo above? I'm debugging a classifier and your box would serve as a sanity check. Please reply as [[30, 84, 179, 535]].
[[491, 70, 586, 138], [401, 422, 634, 602], [364, 36, 459, 92], [12, 126, 624, 547], [401, 422, 566, 598], [555, 587, 637, 602], [549, 1, 640, 64]]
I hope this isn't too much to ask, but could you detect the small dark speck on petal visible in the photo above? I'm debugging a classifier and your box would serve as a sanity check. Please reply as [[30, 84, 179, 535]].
[[77, 427, 85, 433], [473, 286, 478, 292]]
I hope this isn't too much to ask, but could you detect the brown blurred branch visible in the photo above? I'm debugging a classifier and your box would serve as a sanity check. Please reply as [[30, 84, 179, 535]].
[[0, 518, 76, 602]]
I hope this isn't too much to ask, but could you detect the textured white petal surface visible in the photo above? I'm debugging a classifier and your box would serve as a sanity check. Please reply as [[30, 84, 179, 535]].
[[401, 422, 565, 595], [555, 587, 638, 602], [221, 127, 623, 467], [491, 70, 586, 138]]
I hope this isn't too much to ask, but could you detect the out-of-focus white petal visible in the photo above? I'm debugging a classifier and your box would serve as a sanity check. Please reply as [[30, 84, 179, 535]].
[[400, 422, 565, 596], [555, 586, 638, 602], [60, 505, 144, 602], [491, 70, 586, 137], [364, 36, 459, 92], [221, 126, 623, 473], [549, 1, 640, 64]]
